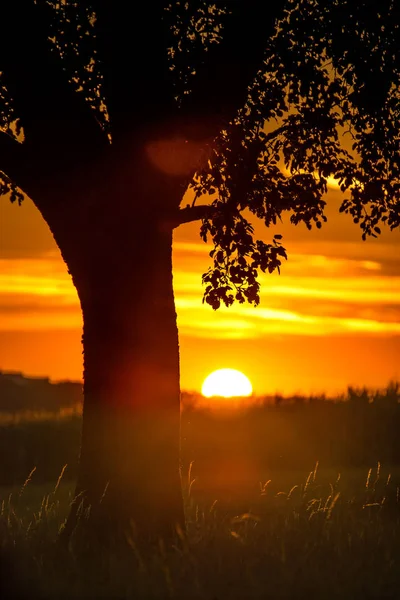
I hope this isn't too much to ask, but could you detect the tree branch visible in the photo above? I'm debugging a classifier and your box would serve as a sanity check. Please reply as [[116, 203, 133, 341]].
[[0, 131, 28, 187], [93, 1, 175, 140], [0, 1, 105, 161], [93, 1, 285, 144], [173, 123, 289, 228], [174, 204, 215, 228], [178, 1, 285, 140]]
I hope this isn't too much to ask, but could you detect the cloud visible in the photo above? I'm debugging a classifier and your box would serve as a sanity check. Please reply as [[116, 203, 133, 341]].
[[0, 257, 79, 330], [0, 257, 76, 299], [172, 237, 400, 339], [175, 293, 400, 339], [1, 191, 399, 394], [0, 226, 399, 342]]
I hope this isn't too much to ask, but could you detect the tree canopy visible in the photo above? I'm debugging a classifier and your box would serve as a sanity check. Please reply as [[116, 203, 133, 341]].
[[1, 1, 399, 310], [1, 0, 400, 551]]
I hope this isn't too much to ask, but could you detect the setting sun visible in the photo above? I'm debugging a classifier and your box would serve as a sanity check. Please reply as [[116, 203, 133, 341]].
[[201, 369, 253, 398]]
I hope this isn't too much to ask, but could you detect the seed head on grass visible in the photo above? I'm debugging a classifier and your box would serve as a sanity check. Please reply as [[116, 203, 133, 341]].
[[19, 467, 36, 498], [52, 465, 68, 497]]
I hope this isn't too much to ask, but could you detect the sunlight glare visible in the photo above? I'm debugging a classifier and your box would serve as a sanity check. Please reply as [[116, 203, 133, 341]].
[[201, 369, 253, 398]]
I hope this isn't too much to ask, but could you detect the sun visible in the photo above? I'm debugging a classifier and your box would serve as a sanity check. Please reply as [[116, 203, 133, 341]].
[[201, 369, 253, 398]]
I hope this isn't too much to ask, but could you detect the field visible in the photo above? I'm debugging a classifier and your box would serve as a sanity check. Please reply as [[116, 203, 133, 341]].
[[1, 463, 400, 599], [1, 389, 400, 598]]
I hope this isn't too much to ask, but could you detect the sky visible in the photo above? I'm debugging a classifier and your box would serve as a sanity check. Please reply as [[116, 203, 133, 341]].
[[0, 182, 399, 396]]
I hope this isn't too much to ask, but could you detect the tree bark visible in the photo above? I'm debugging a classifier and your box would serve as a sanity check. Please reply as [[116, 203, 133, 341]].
[[0, 0, 285, 555], [57, 210, 184, 547], [14, 123, 205, 550]]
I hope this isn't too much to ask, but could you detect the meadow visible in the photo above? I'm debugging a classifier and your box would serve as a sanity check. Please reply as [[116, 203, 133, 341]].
[[1, 385, 400, 598]]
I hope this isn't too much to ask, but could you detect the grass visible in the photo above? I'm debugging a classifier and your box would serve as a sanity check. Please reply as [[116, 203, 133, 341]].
[[1, 463, 400, 599], [2, 385, 400, 597]]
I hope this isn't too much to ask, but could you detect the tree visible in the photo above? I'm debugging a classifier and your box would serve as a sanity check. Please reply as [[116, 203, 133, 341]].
[[1, 0, 399, 547]]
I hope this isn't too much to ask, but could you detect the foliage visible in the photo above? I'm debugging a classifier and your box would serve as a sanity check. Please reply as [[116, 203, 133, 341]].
[[194, 0, 400, 307], [46, 1, 110, 136], [0, 73, 24, 204], [164, 1, 230, 102], [0, 1, 398, 311]]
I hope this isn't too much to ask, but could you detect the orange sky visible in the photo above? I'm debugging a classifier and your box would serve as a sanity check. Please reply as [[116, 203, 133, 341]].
[[0, 182, 399, 396]]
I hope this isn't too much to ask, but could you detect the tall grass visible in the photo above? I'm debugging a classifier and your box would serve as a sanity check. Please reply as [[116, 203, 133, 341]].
[[1, 384, 400, 597], [1, 463, 400, 599]]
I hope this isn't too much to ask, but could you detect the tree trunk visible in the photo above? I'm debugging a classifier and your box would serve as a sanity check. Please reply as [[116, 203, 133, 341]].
[[59, 214, 184, 548]]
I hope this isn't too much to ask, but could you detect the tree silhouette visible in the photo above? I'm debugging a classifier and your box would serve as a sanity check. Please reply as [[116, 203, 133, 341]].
[[0, 1, 399, 547]]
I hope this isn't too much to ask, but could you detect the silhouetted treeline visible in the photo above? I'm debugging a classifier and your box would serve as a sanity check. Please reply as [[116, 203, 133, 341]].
[[0, 371, 82, 412], [0, 382, 399, 487], [184, 383, 400, 479]]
